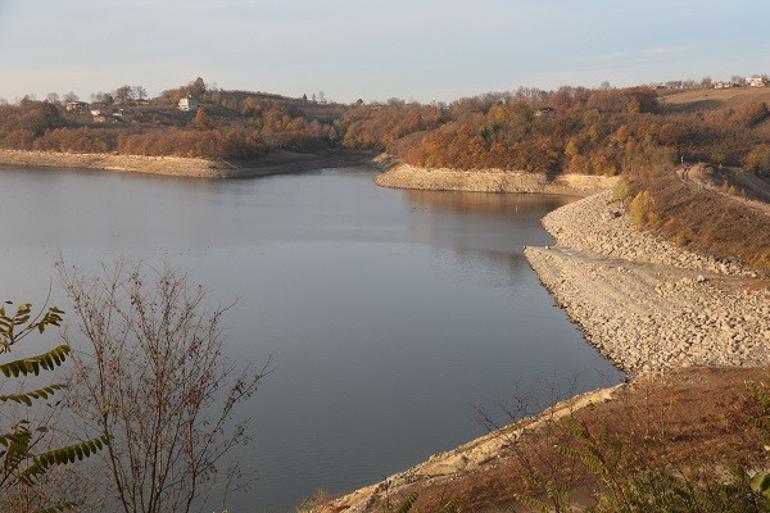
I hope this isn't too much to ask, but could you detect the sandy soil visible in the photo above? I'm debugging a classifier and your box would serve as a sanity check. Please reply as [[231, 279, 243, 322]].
[[375, 164, 619, 196], [0, 148, 378, 178], [526, 191, 770, 374]]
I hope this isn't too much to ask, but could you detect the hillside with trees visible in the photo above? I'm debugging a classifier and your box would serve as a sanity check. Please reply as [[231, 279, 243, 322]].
[[2, 78, 770, 179]]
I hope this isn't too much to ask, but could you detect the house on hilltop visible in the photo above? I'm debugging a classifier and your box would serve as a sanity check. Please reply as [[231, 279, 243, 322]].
[[178, 96, 199, 112], [65, 101, 89, 113]]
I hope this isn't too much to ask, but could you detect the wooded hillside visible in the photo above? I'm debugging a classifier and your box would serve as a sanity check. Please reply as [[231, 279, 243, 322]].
[[3, 78, 770, 177]]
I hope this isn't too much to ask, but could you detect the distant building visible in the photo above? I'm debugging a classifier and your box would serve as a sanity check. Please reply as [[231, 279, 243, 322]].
[[178, 96, 199, 112], [65, 101, 89, 113], [535, 107, 556, 118], [714, 81, 734, 89], [93, 114, 108, 124], [90, 109, 101, 117], [748, 76, 768, 88]]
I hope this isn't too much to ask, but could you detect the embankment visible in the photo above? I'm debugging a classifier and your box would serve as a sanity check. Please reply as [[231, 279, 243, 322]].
[[375, 163, 618, 195], [0, 148, 378, 178], [525, 191, 770, 374]]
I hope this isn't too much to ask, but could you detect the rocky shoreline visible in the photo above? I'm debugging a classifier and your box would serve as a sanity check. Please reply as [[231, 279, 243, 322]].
[[0, 148, 378, 178], [525, 191, 770, 374], [375, 163, 619, 195], [314, 189, 769, 513], [312, 384, 622, 513]]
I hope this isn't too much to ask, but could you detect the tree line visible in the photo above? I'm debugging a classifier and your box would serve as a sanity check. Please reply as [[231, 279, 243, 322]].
[[2, 78, 770, 176]]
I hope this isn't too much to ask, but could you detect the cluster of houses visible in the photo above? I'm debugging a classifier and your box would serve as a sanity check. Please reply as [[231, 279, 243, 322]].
[[714, 75, 769, 89], [62, 95, 200, 124], [64, 100, 127, 123], [64, 101, 89, 113], [89, 108, 127, 124]]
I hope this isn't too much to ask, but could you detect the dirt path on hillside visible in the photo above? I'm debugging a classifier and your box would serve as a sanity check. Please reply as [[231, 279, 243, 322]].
[[677, 163, 770, 217]]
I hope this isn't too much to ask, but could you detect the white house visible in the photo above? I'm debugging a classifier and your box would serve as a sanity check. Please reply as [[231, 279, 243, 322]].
[[178, 96, 199, 112], [748, 76, 768, 88], [65, 101, 89, 112]]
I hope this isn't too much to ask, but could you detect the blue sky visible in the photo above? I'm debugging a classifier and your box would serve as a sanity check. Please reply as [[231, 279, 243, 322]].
[[2, 0, 770, 103]]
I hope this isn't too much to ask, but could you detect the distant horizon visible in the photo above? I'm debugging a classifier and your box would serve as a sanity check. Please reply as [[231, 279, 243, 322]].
[[3, 0, 770, 104], [3, 73, 768, 107]]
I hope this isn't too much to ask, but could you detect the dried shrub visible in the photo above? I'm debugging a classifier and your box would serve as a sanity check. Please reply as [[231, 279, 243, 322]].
[[58, 261, 270, 513], [629, 190, 658, 227], [744, 144, 770, 176]]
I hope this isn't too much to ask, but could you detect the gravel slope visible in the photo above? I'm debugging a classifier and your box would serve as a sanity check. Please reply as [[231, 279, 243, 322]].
[[526, 191, 770, 374]]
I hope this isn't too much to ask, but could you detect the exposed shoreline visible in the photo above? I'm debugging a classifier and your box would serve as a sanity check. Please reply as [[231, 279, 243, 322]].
[[314, 367, 765, 513], [525, 191, 770, 375], [375, 163, 619, 196], [314, 190, 770, 513], [314, 383, 624, 513], [0, 148, 379, 178]]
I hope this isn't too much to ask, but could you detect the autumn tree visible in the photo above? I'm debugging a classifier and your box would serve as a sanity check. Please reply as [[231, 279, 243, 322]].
[[91, 91, 114, 105], [193, 107, 209, 129], [131, 85, 147, 101], [59, 261, 269, 513], [114, 85, 133, 104], [189, 77, 206, 98]]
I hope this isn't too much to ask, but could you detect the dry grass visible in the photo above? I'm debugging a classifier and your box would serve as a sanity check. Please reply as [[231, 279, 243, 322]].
[[348, 368, 767, 513], [661, 87, 770, 111], [627, 165, 770, 271]]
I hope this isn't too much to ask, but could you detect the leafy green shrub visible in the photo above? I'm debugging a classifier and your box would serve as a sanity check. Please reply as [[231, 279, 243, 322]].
[[0, 301, 107, 513]]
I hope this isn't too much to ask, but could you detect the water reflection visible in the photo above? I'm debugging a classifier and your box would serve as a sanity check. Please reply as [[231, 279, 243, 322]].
[[404, 188, 573, 216], [400, 189, 572, 285]]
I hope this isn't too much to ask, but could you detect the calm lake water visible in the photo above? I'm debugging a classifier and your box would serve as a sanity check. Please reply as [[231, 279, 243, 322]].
[[0, 166, 622, 512]]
